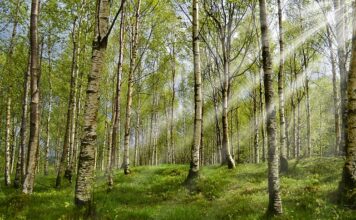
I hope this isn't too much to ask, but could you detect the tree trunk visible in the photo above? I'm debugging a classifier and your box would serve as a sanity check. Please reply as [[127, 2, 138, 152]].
[[44, 36, 53, 176], [186, 0, 202, 183], [221, 45, 235, 168], [15, 56, 31, 188], [230, 110, 234, 161], [326, 26, 341, 155], [297, 89, 301, 158], [22, 0, 41, 194], [56, 20, 79, 188], [74, 70, 84, 173], [305, 71, 311, 157], [292, 90, 297, 159], [5, 97, 12, 186], [75, 0, 110, 206], [253, 78, 259, 164], [338, 2, 356, 206], [152, 94, 158, 166], [213, 89, 222, 163], [123, 0, 141, 174], [200, 99, 204, 166], [277, 0, 288, 172], [236, 107, 240, 163], [170, 44, 176, 164], [10, 120, 16, 175], [109, 0, 125, 187], [334, 0, 348, 156], [259, 70, 267, 162], [134, 113, 140, 167], [259, 0, 283, 214]]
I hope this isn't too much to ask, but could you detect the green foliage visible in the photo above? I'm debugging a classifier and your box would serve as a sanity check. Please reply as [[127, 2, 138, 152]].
[[0, 158, 354, 219]]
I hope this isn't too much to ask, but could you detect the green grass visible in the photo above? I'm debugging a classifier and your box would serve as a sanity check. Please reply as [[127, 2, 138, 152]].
[[0, 158, 355, 219]]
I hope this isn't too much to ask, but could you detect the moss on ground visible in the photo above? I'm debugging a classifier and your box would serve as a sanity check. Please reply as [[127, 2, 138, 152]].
[[0, 157, 355, 219]]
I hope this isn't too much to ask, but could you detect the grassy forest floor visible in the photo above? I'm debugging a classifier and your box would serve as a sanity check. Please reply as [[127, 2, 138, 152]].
[[0, 157, 355, 219]]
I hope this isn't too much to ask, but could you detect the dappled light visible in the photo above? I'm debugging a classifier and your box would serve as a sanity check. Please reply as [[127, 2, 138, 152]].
[[0, 0, 355, 219]]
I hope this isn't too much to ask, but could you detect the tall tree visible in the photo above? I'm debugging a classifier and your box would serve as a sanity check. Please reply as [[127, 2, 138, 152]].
[[277, 0, 288, 172], [109, 0, 126, 186], [259, 0, 282, 215], [186, 0, 202, 183], [334, 0, 347, 155], [22, 0, 41, 194], [123, 0, 141, 174], [75, 0, 112, 206], [338, 1, 356, 207], [56, 18, 80, 188]]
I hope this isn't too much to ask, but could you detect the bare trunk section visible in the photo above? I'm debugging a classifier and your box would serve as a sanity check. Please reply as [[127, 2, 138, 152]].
[[292, 97, 297, 159], [213, 89, 222, 163], [56, 20, 79, 188], [221, 72, 235, 168], [109, 0, 125, 187], [134, 112, 140, 167], [200, 99, 204, 166], [277, 0, 288, 172], [14, 57, 31, 188], [297, 88, 301, 158], [253, 76, 259, 164], [170, 44, 176, 164], [236, 107, 240, 163], [22, 0, 40, 194], [259, 0, 282, 214], [334, 0, 348, 156], [44, 36, 53, 176], [339, 3, 356, 207], [74, 64, 85, 174], [123, 0, 141, 175], [10, 120, 16, 175], [5, 97, 12, 186], [75, 0, 110, 206], [259, 70, 266, 162], [327, 26, 341, 155], [186, 0, 202, 183], [305, 72, 311, 157]]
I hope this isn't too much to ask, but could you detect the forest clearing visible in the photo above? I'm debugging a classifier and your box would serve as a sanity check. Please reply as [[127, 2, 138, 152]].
[[0, 0, 356, 219]]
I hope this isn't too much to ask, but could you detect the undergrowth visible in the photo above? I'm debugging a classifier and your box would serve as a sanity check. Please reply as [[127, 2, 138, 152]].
[[0, 157, 354, 219]]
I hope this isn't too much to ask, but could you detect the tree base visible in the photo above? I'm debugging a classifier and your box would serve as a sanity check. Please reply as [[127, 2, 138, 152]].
[[75, 198, 97, 218], [64, 169, 73, 183], [338, 165, 356, 209], [280, 156, 288, 173], [124, 168, 131, 175], [184, 168, 199, 190]]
